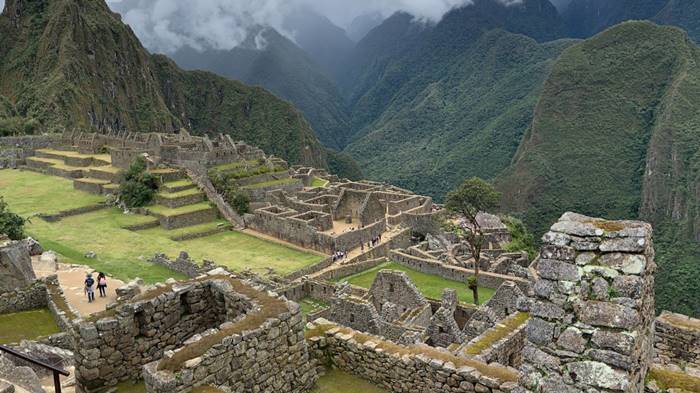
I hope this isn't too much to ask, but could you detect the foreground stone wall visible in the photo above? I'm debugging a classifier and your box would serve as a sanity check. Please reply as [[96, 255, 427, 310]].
[[74, 279, 233, 391], [307, 320, 519, 393], [654, 311, 700, 373], [520, 213, 655, 393], [143, 283, 316, 393]]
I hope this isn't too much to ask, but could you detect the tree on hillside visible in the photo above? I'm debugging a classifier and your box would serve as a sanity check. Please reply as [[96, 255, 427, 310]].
[[119, 156, 158, 208], [444, 177, 501, 305], [0, 197, 26, 240]]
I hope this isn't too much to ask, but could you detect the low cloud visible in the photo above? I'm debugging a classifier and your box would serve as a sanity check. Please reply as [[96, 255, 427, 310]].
[[107, 0, 482, 54]]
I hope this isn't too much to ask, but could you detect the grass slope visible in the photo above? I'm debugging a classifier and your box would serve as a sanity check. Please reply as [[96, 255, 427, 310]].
[[336, 261, 496, 304], [498, 21, 700, 316], [0, 170, 323, 282], [310, 368, 387, 393], [0, 309, 61, 344]]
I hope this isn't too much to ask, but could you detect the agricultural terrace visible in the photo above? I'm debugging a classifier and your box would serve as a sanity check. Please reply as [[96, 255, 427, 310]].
[[335, 261, 496, 304], [0, 170, 324, 283]]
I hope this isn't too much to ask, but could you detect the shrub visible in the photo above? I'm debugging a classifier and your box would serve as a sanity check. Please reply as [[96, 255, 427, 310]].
[[0, 197, 25, 240], [208, 169, 249, 215], [501, 215, 537, 260], [119, 157, 158, 208]]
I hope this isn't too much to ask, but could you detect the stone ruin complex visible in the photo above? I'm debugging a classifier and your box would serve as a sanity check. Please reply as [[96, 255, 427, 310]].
[[0, 130, 699, 392]]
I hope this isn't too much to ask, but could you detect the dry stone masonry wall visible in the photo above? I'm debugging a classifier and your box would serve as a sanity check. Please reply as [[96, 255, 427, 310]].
[[520, 212, 655, 393]]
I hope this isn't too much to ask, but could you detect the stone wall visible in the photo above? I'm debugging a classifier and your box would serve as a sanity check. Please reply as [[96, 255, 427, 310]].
[[74, 278, 233, 391], [390, 250, 529, 291], [653, 311, 700, 372], [150, 252, 217, 278], [520, 212, 655, 393], [0, 135, 61, 168], [142, 280, 316, 393], [307, 320, 519, 393], [0, 279, 47, 314]]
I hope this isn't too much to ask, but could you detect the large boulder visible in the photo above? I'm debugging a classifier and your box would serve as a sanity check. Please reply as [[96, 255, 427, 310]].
[[0, 241, 35, 292]]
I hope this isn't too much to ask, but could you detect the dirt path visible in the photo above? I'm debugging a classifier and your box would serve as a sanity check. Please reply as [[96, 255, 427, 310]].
[[308, 225, 405, 280], [32, 258, 125, 317]]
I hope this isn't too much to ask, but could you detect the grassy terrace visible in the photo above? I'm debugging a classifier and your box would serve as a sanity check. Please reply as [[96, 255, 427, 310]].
[[311, 177, 329, 188], [162, 179, 194, 188], [0, 309, 61, 344], [148, 201, 212, 216], [242, 177, 298, 189], [36, 149, 111, 161], [0, 170, 324, 282], [157, 187, 202, 198], [299, 297, 328, 316], [335, 261, 495, 304], [311, 368, 387, 393]]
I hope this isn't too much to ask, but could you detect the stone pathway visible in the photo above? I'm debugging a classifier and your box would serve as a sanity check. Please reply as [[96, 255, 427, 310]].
[[32, 257, 125, 317], [308, 225, 405, 280]]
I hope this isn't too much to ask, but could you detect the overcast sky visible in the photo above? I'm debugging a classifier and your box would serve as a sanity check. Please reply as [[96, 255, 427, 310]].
[[0, 0, 547, 54]]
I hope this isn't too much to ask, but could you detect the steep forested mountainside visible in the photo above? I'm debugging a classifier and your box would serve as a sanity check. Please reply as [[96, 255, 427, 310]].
[[498, 21, 700, 316], [282, 8, 355, 83], [0, 0, 327, 168], [654, 0, 700, 42], [341, 0, 567, 195], [172, 28, 350, 150]]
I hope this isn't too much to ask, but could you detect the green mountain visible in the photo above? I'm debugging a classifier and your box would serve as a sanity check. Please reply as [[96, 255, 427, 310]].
[[498, 21, 700, 316], [172, 28, 350, 150], [341, 0, 568, 195], [654, 0, 700, 42], [0, 0, 327, 168]]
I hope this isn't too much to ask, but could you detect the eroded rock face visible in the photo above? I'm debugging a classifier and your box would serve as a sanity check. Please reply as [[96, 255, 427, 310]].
[[520, 212, 655, 393], [0, 240, 35, 292]]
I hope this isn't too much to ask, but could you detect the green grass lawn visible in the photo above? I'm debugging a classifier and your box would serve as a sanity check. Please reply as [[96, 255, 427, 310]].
[[335, 261, 495, 304], [114, 380, 147, 393], [311, 368, 386, 393], [298, 297, 328, 316], [311, 177, 329, 188], [242, 177, 298, 189], [0, 169, 103, 215], [147, 201, 212, 216], [0, 309, 62, 344], [0, 170, 325, 283]]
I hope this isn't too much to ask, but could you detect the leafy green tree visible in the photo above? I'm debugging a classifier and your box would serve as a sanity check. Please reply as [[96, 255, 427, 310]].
[[444, 177, 501, 305], [119, 157, 158, 208], [0, 197, 25, 240]]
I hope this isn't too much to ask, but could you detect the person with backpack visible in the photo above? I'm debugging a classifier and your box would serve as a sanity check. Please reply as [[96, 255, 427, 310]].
[[97, 272, 107, 298], [85, 273, 95, 303]]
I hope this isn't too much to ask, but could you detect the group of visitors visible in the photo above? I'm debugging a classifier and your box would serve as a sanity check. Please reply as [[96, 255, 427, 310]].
[[332, 250, 348, 262], [359, 233, 383, 252], [84, 272, 108, 303]]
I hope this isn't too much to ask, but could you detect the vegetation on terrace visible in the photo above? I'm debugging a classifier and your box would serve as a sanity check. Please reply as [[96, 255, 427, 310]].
[[241, 177, 299, 189], [305, 321, 518, 382], [646, 367, 700, 392], [335, 261, 495, 304], [463, 312, 529, 355], [299, 297, 329, 316], [0, 309, 61, 344], [0, 170, 323, 282], [311, 368, 387, 393]]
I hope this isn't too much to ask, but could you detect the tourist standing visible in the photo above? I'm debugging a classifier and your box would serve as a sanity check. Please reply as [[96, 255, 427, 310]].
[[84, 273, 95, 303], [97, 272, 107, 298]]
